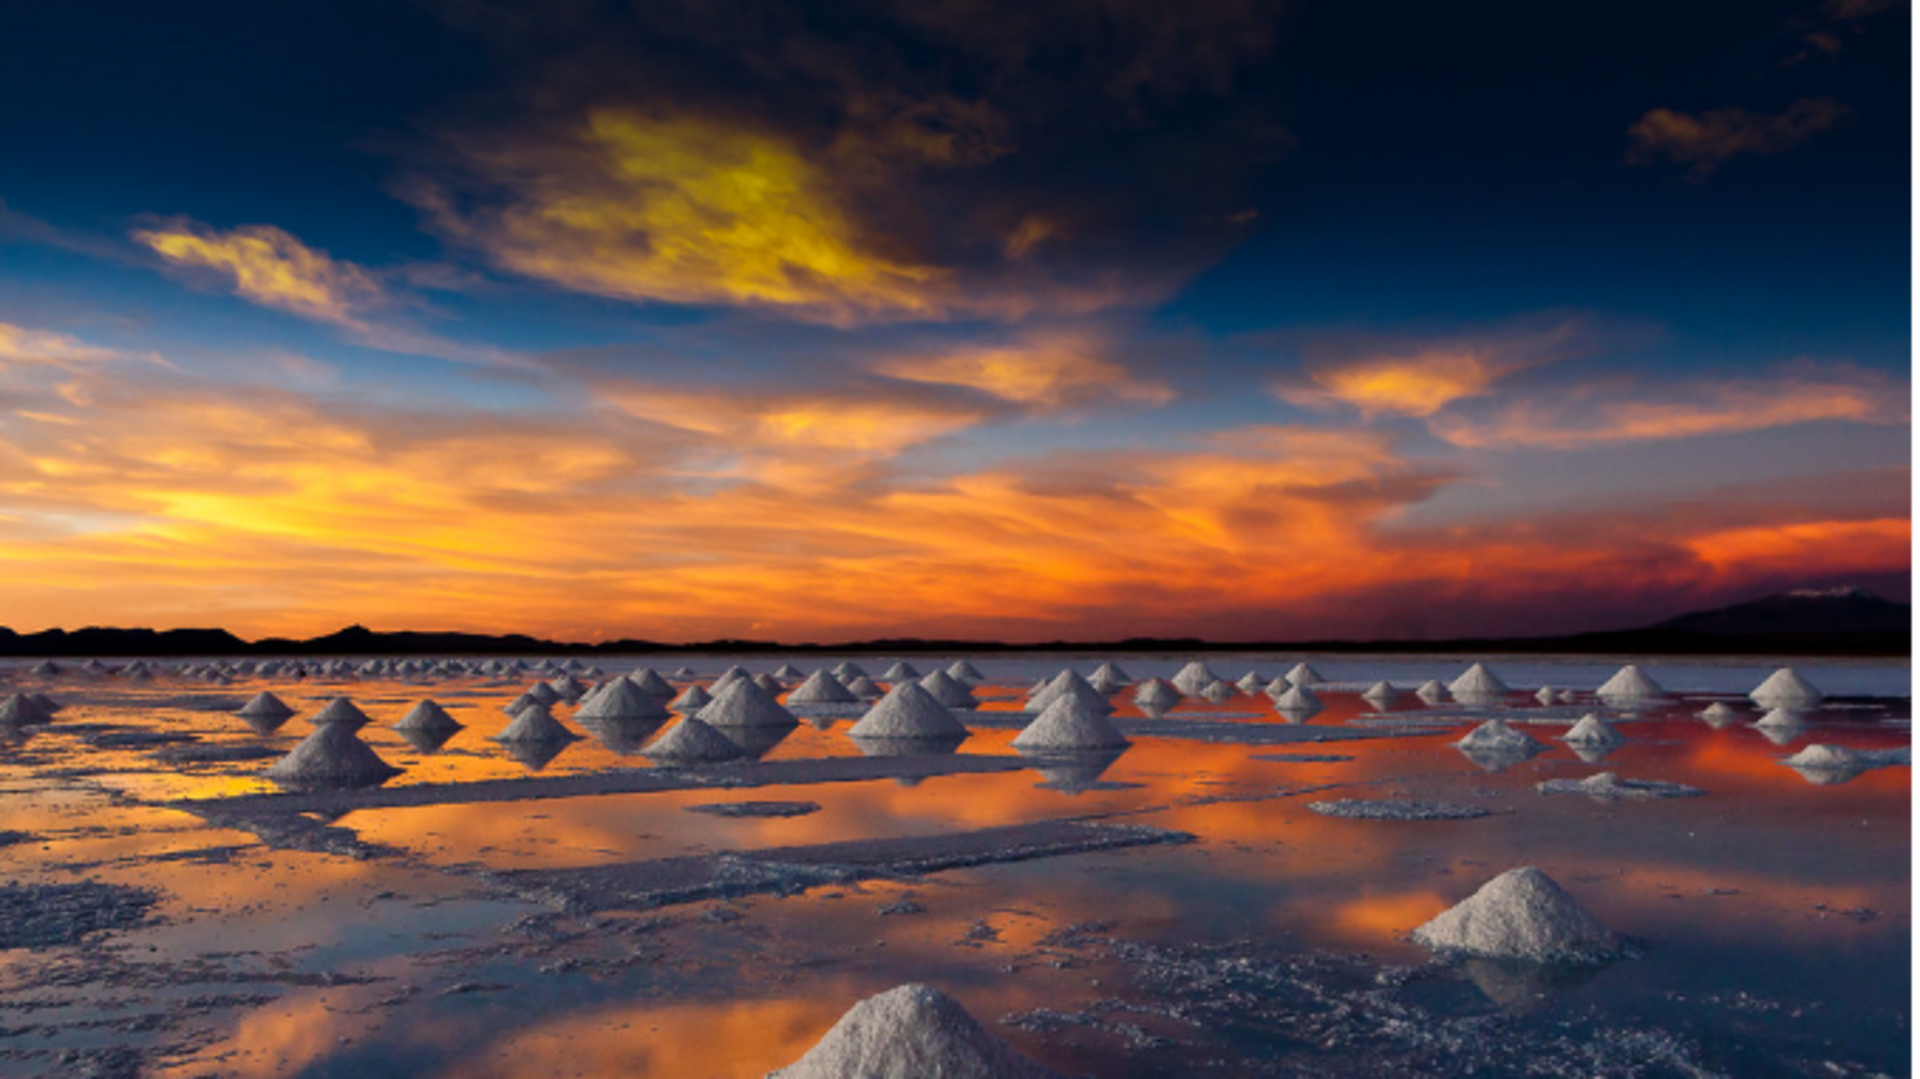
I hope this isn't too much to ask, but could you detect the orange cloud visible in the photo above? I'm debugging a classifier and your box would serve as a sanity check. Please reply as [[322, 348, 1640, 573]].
[[873, 332, 1172, 409], [1430, 365, 1905, 449], [1685, 517, 1911, 582], [0, 322, 135, 370], [1275, 321, 1586, 417], [1627, 98, 1848, 178], [134, 221, 383, 328]]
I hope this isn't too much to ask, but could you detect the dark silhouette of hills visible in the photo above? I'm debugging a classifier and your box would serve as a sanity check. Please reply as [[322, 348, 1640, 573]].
[[0, 588, 1906, 658]]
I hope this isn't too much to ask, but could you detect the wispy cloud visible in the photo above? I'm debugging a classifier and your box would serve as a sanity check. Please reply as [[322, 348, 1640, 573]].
[[1626, 98, 1848, 179], [1271, 320, 1591, 417], [873, 330, 1172, 409]]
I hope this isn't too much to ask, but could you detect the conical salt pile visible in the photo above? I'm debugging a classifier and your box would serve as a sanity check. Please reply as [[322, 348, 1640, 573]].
[[1263, 676, 1294, 700], [641, 716, 744, 764], [309, 698, 372, 731], [525, 681, 562, 706], [395, 700, 463, 733], [1200, 679, 1235, 702], [946, 660, 984, 683], [1595, 664, 1667, 701], [788, 669, 858, 704], [1534, 686, 1557, 705], [1088, 662, 1131, 693], [1449, 663, 1511, 699], [849, 682, 969, 740], [1025, 670, 1111, 715], [630, 668, 676, 697], [1285, 662, 1325, 686], [918, 670, 978, 709], [1361, 681, 1399, 704], [1171, 662, 1219, 696], [711, 666, 752, 694], [670, 666, 698, 680], [1750, 667, 1823, 708], [846, 675, 885, 700], [768, 983, 1061, 1079], [548, 673, 588, 701], [753, 673, 787, 695], [697, 678, 799, 729], [1411, 867, 1622, 963], [576, 677, 670, 721], [492, 702, 581, 744], [504, 691, 543, 716], [670, 684, 713, 712], [772, 663, 804, 681], [1782, 744, 1860, 771], [1236, 671, 1269, 694], [237, 691, 295, 722], [1699, 702, 1741, 723], [1011, 695, 1129, 751], [832, 661, 870, 682], [1416, 679, 1450, 703], [29, 660, 60, 678], [1455, 719, 1544, 753], [1560, 713, 1622, 747], [1133, 679, 1180, 709], [881, 661, 921, 682], [264, 724, 401, 789], [1272, 683, 1322, 714], [0, 694, 54, 726]]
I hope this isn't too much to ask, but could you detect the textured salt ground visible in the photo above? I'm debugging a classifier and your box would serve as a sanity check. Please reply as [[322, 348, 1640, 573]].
[[964, 714, 1430, 745], [1306, 799, 1496, 820], [1534, 773, 1707, 801], [0, 882, 162, 949], [1251, 752, 1356, 763], [491, 820, 1194, 914], [683, 800, 822, 818]]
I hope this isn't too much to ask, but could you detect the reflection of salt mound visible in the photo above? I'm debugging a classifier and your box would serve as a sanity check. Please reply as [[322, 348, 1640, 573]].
[[397, 725, 458, 753], [310, 698, 372, 731], [584, 715, 666, 755], [1461, 956, 1607, 1013], [697, 679, 799, 730], [769, 983, 1061, 1079], [1025, 671, 1112, 715], [492, 702, 581, 744], [1133, 679, 1180, 710], [1560, 714, 1622, 747], [1019, 747, 1130, 794], [0, 694, 54, 726], [1171, 662, 1220, 696], [642, 716, 745, 764], [918, 670, 978, 709], [788, 670, 858, 704], [1569, 742, 1617, 764], [1456, 719, 1545, 752], [670, 684, 713, 713], [1595, 664, 1666, 701], [1750, 667, 1823, 709], [265, 725, 401, 789], [1449, 663, 1510, 699], [576, 678, 671, 721], [1412, 867, 1623, 963], [1416, 679, 1450, 704], [723, 723, 796, 761], [1012, 695, 1129, 751], [1088, 662, 1131, 693], [1285, 662, 1325, 687], [881, 661, 921, 682], [850, 683, 969, 740], [946, 660, 985, 683], [502, 738, 570, 771], [1699, 702, 1741, 726], [1752, 707, 1806, 737], [845, 675, 884, 700], [396, 700, 462, 733]]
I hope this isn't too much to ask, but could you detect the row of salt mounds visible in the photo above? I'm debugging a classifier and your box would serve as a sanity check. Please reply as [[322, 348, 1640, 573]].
[[849, 683, 968, 741], [641, 716, 744, 764], [265, 724, 401, 789], [1751, 667, 1823, 709], [788, 669, 859, 705], [1412, 867, 1624, 963], [1012, 694, 1129, 751], [769, 982, 1061, 1079], [1025, 670, 1113, 716], [1595, 663, 1667, 701], [698, 679, 799, 730], [1449, 662, 1510, 700]]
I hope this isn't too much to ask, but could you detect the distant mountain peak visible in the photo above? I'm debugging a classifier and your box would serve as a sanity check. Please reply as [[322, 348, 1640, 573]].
[[1653, 586, 1908, 637]]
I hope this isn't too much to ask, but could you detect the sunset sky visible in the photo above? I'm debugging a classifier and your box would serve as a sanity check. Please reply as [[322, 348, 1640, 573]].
[[0, 0, 1908, 643]]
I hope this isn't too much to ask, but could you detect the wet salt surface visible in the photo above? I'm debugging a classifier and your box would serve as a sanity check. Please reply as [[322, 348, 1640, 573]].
[[0, 653, 1907, 1077]]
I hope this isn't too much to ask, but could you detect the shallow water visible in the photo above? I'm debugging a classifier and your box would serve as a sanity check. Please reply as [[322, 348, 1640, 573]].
[[0, 653, 1907, 1077]]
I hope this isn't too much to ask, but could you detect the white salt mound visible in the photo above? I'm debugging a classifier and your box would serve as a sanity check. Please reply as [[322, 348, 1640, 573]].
[[1411, 867, 1623, 963], [1200, 679, 1236, 702], [1133, 679, 1181, 709], [1455, 719, 1544, 752], [753, 673, 787, 695], [788, 669, 858, 704], [1595, 664, 1667, 700], [1752, 707, 1806, 730], [492, 702, 581, 744], [849, 683, 968, 740], [918, 670, 978, 709], [1362, 681, 1399, 704], [1534, 772, 1704, 801], [526, 681, 562, 705], [697, 679, 799, 730], [1285, 662, 1325, 686], [773, 663, 804, 681], [1236, 671, 1269, 694], [1025, 670, 1110, 715], [1750, 666, 1823, 708], [845, 675, 885, 700], [1560, 714, 1623, 747], [265, 724, 400, 787], [945, 660, 985, 683], [768, 983, 1061, 1079], [642, 716, 745, 764], [1784, 743, 1909, 773], [395, 700, 462, 732], [576, 677, 670, 721], [1170, 661, 1219, 696], [1534, 686, 1557, 705], [670, 684, 713, 712], [1416, 679, 1450, 703], [237, 692, 294, 720], [1272, 683, 1322, 714], [1449, 662, 1511, 698], [1699, 702, 1741, 722], [1011, 695, 1129, 751], [632, 668, 677, 697], [0, 694, 53, 726], [881, 661, 921, 682], [1088, 662, 1131, 693], [310, 698, 372, 731]]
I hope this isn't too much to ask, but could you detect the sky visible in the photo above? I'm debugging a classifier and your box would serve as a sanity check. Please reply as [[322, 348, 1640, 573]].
[[0, 0, 1908, 643]]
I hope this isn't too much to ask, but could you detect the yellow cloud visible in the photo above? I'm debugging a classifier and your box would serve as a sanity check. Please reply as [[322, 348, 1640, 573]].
[[134, 222, 383, 327], [414, 110, 945, 322], [874, 333, 1171, 409], [598, 382, 985, 459], [1285, 349, 1512, 418]]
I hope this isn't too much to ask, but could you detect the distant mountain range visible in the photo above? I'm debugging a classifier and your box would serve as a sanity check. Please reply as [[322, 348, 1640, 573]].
[[0, 587, 1906, 658]]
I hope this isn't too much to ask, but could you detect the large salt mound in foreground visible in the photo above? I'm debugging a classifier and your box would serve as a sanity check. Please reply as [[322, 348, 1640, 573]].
[[1750, 666, 1823, 708], [1012, 695, 1129, 751], [1449, 663, 1511, 699], [787, 669, 858, 705], [641, 716, 745, 764], [1412, 867, 1623, 963], [849, 683, 968, 740], [768, 983, 1061, 1079], [265, 724, 401, 789]]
